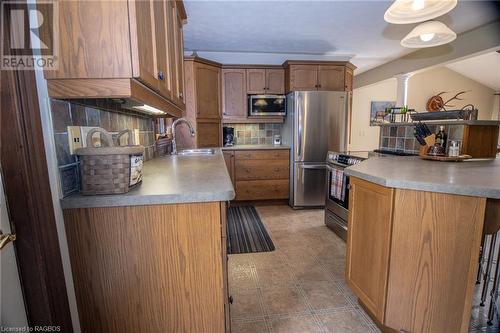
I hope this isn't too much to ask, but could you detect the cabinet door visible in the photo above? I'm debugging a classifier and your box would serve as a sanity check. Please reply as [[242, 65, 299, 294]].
[[153, 0, 173, 98], [133, 0, 159, 90], [195, 63, 221, 119], [170, 1, 185, 107], [346, 177, 394, 322], [196, 121, 221, 148], [318, 65, 345, 91], [344, 67, 353, 91], [266, 69, 285, 94], [222, 151, 235, 185], [222, 69, 247, 118], [289, 65, 318, 91], [246, 69, 266, 94]]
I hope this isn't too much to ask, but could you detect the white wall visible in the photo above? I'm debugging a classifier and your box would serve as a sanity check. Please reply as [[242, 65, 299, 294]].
[[407, 67, 496, 120], [350, 78, 397, 151]]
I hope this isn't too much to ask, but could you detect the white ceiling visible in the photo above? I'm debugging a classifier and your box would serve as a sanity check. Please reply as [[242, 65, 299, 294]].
[[183, 0, 500, 74], [446, 51, 500, 91]]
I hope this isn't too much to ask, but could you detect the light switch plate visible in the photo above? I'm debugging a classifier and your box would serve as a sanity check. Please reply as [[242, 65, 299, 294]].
[[67, 126, 82, 154], [80, 126, 101, 148]]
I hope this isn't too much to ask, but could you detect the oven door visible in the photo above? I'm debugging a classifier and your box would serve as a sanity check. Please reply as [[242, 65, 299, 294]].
[[326, 163, 349, 221]]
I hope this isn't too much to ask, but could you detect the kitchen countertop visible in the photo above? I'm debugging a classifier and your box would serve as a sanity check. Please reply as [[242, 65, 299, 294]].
[[378, 120, 500, 127], [222, 144, 290, 150], [61, 149, 235, 209], [344, 155, 500, 199]]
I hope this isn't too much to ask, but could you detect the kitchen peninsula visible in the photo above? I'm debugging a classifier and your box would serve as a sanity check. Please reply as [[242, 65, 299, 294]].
[[60, 150, 234, 333], [344, 156, 500, 333]]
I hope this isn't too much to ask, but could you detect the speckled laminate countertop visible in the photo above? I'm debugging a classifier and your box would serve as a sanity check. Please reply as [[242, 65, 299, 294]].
[[61, 149, 235, 209], [344, 155, 500, 199]]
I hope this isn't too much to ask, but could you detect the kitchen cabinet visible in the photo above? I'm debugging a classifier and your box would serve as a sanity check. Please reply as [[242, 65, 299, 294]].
[[63, 201, 228, 332], [346, 177, 486, 332], [222, 69, 247, 119], [223, 151, 235, 185], [44, 0, 187, 116], [284, 61, 356, 93], [231, 149, 289, 201], [182, 57, 222, 148], [246, 68, 285, 94]]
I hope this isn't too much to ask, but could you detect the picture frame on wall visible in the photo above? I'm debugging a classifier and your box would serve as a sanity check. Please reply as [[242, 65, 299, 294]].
[[370, 101, 396, 126]]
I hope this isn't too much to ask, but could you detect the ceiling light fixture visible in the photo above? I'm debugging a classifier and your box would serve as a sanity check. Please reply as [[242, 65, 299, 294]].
[[401, 21, 456, 48], [384, 0, 457, 24]]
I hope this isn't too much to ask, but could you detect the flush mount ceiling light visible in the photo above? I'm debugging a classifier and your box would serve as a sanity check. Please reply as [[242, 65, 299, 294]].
[[385, 0, 457, 24], [401, 20, 456, 48]]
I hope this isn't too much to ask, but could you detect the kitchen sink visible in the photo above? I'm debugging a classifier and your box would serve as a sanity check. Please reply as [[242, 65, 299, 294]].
[[176, 148, 215, 156]]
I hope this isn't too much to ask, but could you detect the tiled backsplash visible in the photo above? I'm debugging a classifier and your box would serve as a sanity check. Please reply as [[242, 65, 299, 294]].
[[51, 99, 156, 197], [379, 124, 464, 154], [225, 123, 282, 145]]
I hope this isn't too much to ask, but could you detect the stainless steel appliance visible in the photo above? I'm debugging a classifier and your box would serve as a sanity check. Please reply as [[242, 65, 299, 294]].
[[248, 95, 286, 116], [223, 126, 234, 146], [325, 151, 368, 241], [282, 91, 350, 208]]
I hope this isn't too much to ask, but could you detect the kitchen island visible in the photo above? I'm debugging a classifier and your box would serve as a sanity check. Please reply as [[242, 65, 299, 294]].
[[343, 155, 499, 333], [61, 149, 234, 333]]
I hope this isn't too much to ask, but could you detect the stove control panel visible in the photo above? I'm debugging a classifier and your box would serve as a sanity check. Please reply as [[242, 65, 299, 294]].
[[327, 152, 364, 166]]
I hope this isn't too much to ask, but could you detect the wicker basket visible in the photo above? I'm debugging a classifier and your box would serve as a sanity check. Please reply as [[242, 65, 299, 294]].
[[76, 128, 145, 195]]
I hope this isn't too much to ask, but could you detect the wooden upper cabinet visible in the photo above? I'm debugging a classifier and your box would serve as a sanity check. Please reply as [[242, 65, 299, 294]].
[[288, 65, 318, 91], [346, 177, 394, 323], [195, 63, 220, 119], [222, 69, 247, 118], [246, 69, 266, 94], [266, 69, 285, 94], [170, 1, 186, 107], [345, 67, 354, 91], [154, 0, 173, 98], [132, 0, 159, 90], [318, 65, 345, 91]]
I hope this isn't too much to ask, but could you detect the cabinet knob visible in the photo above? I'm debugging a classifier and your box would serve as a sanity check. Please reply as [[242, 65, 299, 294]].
[[179, 92, 183, 98], [229, 296, 233, 304], [158, 71, 165, 81], [347, 184, 352, 190]]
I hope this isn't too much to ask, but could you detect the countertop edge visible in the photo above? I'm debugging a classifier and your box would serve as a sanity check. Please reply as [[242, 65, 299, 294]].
[[222, 145, 290, 150]]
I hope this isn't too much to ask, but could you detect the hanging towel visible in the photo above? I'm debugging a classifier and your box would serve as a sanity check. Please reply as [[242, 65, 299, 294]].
[[330, 169, 344, 200]]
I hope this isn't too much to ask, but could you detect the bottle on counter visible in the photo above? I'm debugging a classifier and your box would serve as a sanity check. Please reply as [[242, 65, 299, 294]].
[[435, 125, 448, 150]]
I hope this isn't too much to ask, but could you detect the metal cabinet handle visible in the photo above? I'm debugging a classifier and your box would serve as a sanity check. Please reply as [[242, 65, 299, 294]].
[[0, 232, 16, 250], [347, 184, 352, 190], [158, 71, 165, 81]]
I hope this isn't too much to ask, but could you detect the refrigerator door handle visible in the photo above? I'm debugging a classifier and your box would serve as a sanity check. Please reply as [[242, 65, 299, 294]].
[[299, 164, 326, 169], [297, 95, 303, 160]]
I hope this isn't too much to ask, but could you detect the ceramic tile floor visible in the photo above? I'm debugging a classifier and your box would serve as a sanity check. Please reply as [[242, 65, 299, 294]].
[[228, 205, 379, 333], [228, 205, 499, 333]]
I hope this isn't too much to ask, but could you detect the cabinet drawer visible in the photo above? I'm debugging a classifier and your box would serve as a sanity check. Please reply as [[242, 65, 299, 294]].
[[235, 159, 289, 181], [235, 179, 289, 201], [235, 150, 289, 160]]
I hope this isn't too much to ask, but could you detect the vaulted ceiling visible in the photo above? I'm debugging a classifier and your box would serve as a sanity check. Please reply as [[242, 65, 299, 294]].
[[446, 51, 500, 91], [183, 0, 500, 74]]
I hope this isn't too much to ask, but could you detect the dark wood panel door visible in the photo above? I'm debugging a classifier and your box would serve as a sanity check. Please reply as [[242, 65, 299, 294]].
[[195, 63, 220, 119], [154, 0, 173, 98], [318, 65, 345, 91], [134, 0, 159, 91], [246, 69, 266, 94], [346, 177, 394, 323], [266, 69, 285, 94], [222, 69, 247, 118], [289, 65, 318, 91]]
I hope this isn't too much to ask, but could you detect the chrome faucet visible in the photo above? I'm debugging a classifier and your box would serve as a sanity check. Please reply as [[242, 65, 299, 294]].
[[171, 118, 195, 155]]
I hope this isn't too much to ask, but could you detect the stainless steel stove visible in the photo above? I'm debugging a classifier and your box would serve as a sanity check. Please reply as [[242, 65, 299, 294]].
[[325, 151, 368, 241]]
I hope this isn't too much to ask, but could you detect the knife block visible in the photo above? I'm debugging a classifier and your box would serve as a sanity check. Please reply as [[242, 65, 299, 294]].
[[419, 134, 435, 156]]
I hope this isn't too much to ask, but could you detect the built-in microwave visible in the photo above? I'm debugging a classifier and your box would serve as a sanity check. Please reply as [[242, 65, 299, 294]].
[[248, 95, 286, 116]]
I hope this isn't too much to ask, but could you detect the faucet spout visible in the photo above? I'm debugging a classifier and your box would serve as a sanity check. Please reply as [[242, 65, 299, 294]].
[[171, 118, 195, 155]]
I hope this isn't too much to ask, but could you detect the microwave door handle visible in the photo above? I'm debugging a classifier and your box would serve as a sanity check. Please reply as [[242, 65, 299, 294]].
[[300, 164, 326, 169]]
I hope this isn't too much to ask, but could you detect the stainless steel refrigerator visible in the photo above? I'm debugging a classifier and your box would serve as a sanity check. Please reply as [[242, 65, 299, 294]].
[[282, 91, 350, 208]]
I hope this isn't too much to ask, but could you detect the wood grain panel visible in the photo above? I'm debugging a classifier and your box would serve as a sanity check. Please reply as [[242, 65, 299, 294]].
[[266, 69, 285, 94], [289, 65, 318, 91], [344, 67, 354, 91], [462, 125, 499, 158], [346, 177, 394, 322], [195, 63, 221, 119], [154, 0, 173, 98], [44, 1, 132, 79], [235, 179, 289, 201], [196, 122, 221, 148], [223, 151, 235, 185], [235, 159, 289, 181], [484, 198, 500, 235], [171, 1, 186, 107], [318, 65, 345, 91], [63, 202, 225, 333], [222, 69, 247, 118], [246, 69, 266, 94], [384, 189, 486, 333], [234, 149, 289, 160]]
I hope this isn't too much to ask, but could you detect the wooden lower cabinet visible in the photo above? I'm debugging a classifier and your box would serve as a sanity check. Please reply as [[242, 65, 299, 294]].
[[346, 177, 486, 333], [235, 179, 289, 201], [223, 151, 235, 185], [63, 201, 228, 333]]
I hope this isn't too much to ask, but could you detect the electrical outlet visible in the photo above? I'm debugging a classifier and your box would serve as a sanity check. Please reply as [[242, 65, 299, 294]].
[[80, 126, 101, 148], [67, 126, 82, 154]]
